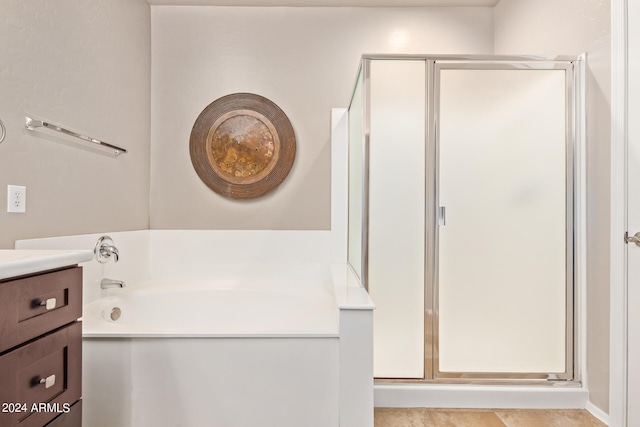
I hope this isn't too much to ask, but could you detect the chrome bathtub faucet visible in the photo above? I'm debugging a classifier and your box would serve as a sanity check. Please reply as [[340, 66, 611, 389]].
[[94, 235, 120, 263], [100, 278, 126, 289]]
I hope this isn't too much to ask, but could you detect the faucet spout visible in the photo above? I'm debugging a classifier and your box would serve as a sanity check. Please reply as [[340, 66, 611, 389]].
[[101, 278, 126, 289]]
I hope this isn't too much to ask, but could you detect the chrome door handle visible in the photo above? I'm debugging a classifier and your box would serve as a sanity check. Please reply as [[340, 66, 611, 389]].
[[438, 206, 446, 226], [625, 231, 640, 247]]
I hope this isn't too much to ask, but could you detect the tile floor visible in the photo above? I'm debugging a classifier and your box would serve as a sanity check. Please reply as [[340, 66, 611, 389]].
[[374, 408, 607, 427]]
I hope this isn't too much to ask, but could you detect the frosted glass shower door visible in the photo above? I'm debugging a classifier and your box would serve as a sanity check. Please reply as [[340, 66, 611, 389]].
[[436, 66, 571, 375]]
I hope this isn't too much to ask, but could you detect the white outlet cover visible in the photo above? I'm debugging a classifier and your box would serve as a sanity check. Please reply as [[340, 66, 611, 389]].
[[7, 185, 26, 213]]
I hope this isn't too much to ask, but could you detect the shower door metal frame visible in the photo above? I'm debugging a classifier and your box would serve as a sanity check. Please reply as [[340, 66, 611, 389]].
[[428, 59, 579, 382], [348, 55, 582, 384]]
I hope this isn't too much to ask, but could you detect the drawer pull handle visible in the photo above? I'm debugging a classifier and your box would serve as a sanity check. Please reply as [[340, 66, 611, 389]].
[[38, 374, 56, 389], [38, 298, 57, 310]]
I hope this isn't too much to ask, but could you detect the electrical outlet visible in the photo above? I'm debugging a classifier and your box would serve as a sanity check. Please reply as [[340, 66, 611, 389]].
[[7, 185, 26, 213]]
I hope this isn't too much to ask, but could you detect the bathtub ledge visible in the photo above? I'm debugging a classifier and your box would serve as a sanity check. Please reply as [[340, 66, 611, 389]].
[[331, 264, 375, 310]]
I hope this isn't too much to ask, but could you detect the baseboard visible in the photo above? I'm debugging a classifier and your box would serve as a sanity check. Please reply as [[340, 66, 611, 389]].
[[374, 384, 588, 409], [585, 401, 609, 426]]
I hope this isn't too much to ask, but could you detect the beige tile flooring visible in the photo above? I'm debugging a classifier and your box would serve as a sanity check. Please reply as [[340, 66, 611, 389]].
[[374, 408, 607, 427]]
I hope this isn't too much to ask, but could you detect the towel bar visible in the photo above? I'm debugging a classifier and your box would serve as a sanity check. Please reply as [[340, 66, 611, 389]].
[[25, 117, 127, 156]]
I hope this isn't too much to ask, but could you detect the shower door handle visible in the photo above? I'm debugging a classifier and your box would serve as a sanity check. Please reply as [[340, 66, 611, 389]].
[[438, 206, 446, 226], [626, 231, 640, 247]]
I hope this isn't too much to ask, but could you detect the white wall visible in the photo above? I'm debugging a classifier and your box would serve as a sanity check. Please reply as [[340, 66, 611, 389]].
[[149, 6, 494, 231], [494, 0, 611, 415], [0, 0, 152, 249]]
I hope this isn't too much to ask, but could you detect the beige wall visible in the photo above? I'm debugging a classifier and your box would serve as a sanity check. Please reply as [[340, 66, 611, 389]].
[[494, 0, 611, 414], [149, 6, 494, 230], [0, 0, 151, 249]]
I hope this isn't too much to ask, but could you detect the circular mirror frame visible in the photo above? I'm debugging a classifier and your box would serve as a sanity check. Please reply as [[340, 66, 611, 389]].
[[189, 93, 296, 199]]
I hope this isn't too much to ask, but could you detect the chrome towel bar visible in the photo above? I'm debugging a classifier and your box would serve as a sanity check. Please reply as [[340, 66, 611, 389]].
[[25, 117, 127, 156]]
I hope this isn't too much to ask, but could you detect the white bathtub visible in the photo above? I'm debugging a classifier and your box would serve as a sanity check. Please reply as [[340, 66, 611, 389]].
[[84, 278, 338, 337], [83, 276, 341, 427]]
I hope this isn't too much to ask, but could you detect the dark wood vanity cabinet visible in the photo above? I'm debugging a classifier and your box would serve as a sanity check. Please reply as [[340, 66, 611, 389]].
[[0, 267, 83, 427]]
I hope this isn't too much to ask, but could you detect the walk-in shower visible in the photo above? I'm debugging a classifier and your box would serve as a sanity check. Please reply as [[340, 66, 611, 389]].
[[348, 55, 582, 383]]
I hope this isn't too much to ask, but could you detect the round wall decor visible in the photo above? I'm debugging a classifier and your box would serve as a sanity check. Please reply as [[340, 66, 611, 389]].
[[190, 93, 296, 199]]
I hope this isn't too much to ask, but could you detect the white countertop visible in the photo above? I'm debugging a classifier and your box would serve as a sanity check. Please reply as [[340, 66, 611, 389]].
[[0, 249, 94, 280]]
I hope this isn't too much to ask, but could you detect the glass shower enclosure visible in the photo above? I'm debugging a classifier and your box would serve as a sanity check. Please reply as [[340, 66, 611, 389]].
[[347, 55, 580, 382]]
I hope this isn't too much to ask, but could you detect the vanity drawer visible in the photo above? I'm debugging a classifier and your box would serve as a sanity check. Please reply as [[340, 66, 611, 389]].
[[0, 267, 82, 354], [0, 322, 82, 427], [45, 401, 81, 427]]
